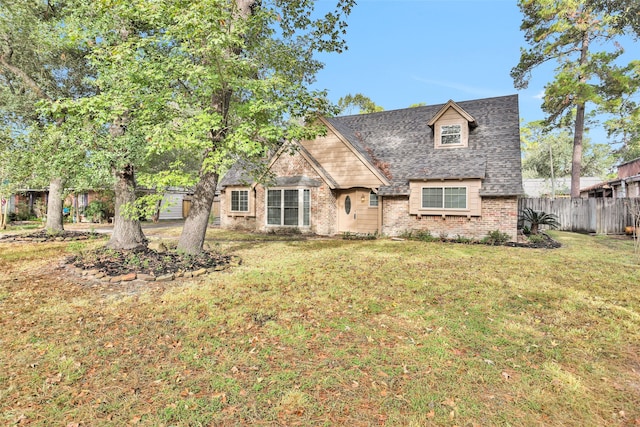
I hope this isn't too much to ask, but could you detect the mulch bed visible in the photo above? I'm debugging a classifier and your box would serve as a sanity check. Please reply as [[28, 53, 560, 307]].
[[506, 233, 562, 249], [67, 246, 235, 277], [0, 229, 106, 242]]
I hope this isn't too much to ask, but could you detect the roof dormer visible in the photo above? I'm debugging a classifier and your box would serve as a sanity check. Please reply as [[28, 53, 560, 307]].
[[428, 100, 477, 149]]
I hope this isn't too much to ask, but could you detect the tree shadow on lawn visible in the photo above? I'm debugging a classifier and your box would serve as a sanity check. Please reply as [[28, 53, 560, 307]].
[[2, 228, 561, 280]]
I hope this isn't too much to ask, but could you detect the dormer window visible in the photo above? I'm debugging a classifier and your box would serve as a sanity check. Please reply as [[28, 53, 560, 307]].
[[428, 100, 477, 150], [441, 124, 461, 145]]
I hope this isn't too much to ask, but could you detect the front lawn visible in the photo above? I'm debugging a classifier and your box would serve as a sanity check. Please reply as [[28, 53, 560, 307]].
[[0, 231, 638, 426]]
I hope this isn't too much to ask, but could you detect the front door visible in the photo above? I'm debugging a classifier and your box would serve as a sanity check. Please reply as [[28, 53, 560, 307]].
[[337, 190, 357, 233], [337, 189, 380, 234]]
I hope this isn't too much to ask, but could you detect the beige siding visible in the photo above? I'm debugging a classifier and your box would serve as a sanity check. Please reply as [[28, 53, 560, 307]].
[[409, 179, 482, 216], [433, 107, 469, 149], [354, 191, 379, 234], [301, 130, 384, 188]]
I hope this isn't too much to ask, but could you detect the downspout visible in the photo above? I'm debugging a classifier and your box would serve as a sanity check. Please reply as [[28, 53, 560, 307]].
[[378, 195, 383, 236]]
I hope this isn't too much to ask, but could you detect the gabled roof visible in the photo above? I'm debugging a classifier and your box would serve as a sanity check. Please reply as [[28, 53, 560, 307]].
[[325, 94, 523, 196], [221, 95, 524, 197], [426, 99, 478, 128]]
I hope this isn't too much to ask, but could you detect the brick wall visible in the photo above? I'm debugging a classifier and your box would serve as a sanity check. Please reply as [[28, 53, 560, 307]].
[[219, 201, 257, 231], [221, 149, 338, 235], [382, 196, 519, 241]]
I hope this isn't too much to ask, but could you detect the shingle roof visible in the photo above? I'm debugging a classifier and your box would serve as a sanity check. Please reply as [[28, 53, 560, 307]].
[[325, 94, 524, 196]]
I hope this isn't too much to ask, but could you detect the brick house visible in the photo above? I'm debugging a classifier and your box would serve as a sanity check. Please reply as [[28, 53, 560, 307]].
[[219, 94, 524, 240]]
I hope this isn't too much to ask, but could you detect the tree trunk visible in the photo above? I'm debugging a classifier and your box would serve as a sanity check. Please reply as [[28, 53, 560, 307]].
[[177, 170, 218, 255], [570, 101, 585, 198], [107, 164, 146, 250], [571, 30, 590, 198], [176, 0, 254, 255], [45, 177, 65, 232]]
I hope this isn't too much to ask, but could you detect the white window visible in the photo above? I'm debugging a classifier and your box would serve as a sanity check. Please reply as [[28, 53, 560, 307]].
[[422, 187, 467, 209], [267, 189, 310, 227], [369, 191, 378, 207], [440, 124, 461, 145], [230, 190, 249, 212]]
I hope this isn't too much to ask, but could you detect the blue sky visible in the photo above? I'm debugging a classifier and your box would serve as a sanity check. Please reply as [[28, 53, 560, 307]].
[[314, 0, 640, 144]]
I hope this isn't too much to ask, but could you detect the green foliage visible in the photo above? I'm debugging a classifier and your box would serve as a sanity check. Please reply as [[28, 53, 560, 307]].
[[0, 0, 98, 191], [398, 229, 438, 242], [520, 208, 561, 235], [521, 121, 615, 179], [47, 0, 356, 252], [585, 0, 640, 35], [84, 201, 108, 223], [341, 231, 378, 240], [482, 230, 511, 245], [337, 93, 384, 115], [527, 233, 547, 244]]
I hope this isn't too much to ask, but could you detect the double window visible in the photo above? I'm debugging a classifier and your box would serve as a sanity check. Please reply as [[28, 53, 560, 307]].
[[267, 189, 310, 226], [230, 190, 249, 212], [422, 187, 467, 209]]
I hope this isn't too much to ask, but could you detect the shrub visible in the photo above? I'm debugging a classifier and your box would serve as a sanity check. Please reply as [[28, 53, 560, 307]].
[[527, 234, 546, 244], [483, 229, 510, 245], [84, 200, 108, 223], [342, 231, 377, 240], [520, 208, 560, 235], [415, 230, 438, 242]]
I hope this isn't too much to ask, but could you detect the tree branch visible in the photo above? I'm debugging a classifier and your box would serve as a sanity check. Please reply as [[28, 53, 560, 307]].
[[0, 48, 50, 100]]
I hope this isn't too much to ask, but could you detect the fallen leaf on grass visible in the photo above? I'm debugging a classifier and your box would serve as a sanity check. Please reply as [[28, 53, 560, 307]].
[[376, 370, 389, 378], [212, 392, 227, 403], [47, 373, 62, 384], [441, 397, 456, 408]]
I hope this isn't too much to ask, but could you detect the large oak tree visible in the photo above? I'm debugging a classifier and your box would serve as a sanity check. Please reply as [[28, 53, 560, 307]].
[[63, 0, 355, 253], [0, 0, 92, 232]]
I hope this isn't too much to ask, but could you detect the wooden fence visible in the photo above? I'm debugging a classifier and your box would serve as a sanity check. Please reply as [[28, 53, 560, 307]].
[[518, 197, 639, 235]]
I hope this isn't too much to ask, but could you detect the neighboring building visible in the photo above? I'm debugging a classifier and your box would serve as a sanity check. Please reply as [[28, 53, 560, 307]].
[[10, 189, 48, 219], [580, 157, 640, 198], [523, 177, 602, 198], [219, 94, 524, 241], [154, 188, 192, 221]]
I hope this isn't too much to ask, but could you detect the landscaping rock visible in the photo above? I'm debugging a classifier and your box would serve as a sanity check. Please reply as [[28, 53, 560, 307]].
[[120, 273, 137, 282], [192, 268, 208, 277]]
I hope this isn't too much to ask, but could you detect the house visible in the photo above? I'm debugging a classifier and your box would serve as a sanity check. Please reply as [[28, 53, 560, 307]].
[[523, 177, 602, 198], [580, 157, 640, 198], [219, 94, 524, 240]]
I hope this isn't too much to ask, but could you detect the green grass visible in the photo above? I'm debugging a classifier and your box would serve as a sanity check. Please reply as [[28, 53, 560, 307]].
[[0, 230, 639, 426]]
